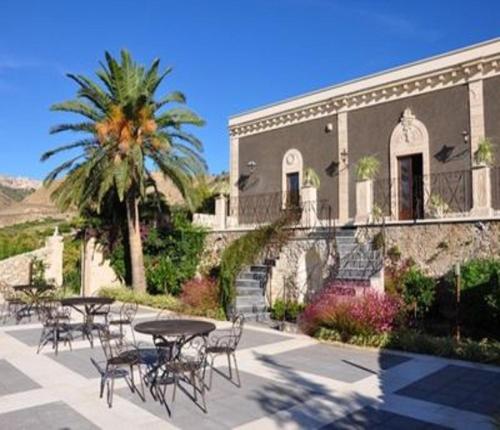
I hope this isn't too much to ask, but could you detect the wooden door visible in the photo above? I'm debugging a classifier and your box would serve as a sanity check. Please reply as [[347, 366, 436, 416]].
[[398, 155, 423, 220]]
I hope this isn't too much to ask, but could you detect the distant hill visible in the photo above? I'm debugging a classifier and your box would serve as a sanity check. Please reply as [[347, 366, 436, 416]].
[[0, 184, 35, 202], [0, 189, 13, 209]]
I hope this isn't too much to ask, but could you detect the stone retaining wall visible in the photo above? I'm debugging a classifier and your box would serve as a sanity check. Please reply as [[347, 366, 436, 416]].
[[0, 230, 64, 287]]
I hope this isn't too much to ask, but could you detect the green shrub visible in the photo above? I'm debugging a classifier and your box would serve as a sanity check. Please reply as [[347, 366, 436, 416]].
[[63, 237, 81, 294], [315, 327, 500, 365], [271, 299, 305, 322], [99, 286, 181, 310], [402, 266, 436, 318], [109, 209, 206, 296], [441, 258, 500, 339]]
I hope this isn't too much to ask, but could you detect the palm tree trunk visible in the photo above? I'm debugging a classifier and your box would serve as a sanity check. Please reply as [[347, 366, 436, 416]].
[[125, 193, 147, 293]]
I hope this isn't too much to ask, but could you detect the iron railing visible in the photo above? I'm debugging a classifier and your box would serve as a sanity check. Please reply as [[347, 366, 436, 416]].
[[230, 191, 334, 227], [372, 169, 473, 221]]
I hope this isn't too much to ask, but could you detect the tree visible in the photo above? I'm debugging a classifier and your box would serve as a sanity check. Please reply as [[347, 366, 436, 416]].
[[42, 50, 206, 293]]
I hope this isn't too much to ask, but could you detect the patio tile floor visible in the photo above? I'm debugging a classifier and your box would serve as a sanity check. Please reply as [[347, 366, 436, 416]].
[[0, 305, 498, 429]]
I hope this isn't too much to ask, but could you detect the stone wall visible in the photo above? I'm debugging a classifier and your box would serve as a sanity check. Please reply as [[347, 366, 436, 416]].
[[0, 230, 64, 287], [361, 220, 500, 277], [82, 238, 122, 296]]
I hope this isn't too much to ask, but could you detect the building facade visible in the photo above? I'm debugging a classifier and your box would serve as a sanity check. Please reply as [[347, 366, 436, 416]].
[[228, 38, 500, 227]]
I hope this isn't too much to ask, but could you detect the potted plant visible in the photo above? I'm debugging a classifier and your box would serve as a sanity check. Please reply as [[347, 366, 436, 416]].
[[474, 137, 495, 167], [303, 167, 321, 188], [355, 156, 380, 181], [427, 193, 449, 218]]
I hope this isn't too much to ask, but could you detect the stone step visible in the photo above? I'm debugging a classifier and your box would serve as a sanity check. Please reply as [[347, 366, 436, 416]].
[[234, 303, 268, 314], [235, 295, 266, 306], [239, 271, 267, 281], [236, 278, 262, 289], [339, 258, 382, 269], [242, 312, 271, 322], [250, 265, 269, 273], [336, 268, 373, 280], [335, 228, 357, 237], [236, 287, 264, 297]]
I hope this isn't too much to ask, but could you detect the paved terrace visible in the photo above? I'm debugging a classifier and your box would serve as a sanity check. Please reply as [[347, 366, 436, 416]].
[[0, 305, 498, 429]]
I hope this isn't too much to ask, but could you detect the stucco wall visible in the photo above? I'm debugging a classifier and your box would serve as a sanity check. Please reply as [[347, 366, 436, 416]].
[[238, 114, 339, 218], [483, 75, 500, 210], [348, 85, 471, 218]]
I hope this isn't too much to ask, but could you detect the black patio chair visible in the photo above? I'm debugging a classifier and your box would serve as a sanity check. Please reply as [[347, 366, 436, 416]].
[[90, 327, 145, 408], [109, 302, 138, 343], [37, 301, 75, 355], [157, 335, 209, 413], [205, 314, 244, 389]]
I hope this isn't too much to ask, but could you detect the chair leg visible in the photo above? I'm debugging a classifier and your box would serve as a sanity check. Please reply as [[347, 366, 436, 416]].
[[136, 364, 145, 400], [109, 373, 115, 408], [129, 365, 135, 393], [227, 352, 233, 379], [197, 372, 207, 413], [232, 352, 241, 387], [172, 374, 178, 403], [99, 376, 106, 398], [191, 371, 198, 401], [208, 355, 215, 390]]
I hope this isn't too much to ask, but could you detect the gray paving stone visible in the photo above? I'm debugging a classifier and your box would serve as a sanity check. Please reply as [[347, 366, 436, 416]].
[[5, 327, 43, 347], [237, 327, 291, 350], [396, 364, 500, 416], [0, 401, 98, 429], [263, 343, 410, 383], [45, 347, 105, 379], [0, 359, 40, 396], [322, 406, 451, 429], [116, 366, 335, 429]]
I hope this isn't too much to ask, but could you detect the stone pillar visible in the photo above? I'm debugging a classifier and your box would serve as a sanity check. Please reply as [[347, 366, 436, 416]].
[[468, 79, 492, 216], [337, 111, 349, 223], [215, 194, 228, 230], [471, 165, 492, 217], [82, 237, 122, 296], [44, 228, 64, 287], [229, 135, 239, 225], [301, 185, 318, 228], [354, 180, 373, 224]]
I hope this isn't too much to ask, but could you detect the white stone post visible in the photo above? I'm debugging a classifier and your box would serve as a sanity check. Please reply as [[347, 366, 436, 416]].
[[215, 194, 228, 230], [337, 111, 349, 223], [468, 79, 492, 217], [44, 228, 64, 287], [301, 185, 318, 228], [471, 165, 492, 217], [354, 179, 373, 224]]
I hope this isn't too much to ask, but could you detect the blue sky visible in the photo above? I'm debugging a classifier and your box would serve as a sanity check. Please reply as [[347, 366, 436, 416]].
[[0, 0, 499, 180]]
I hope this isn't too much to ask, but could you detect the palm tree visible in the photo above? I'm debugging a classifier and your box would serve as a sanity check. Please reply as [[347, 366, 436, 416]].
[[42, 50, 206, 293]]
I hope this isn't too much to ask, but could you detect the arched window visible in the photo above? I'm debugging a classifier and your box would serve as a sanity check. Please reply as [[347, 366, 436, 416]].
[[282, 149, 303, 207]]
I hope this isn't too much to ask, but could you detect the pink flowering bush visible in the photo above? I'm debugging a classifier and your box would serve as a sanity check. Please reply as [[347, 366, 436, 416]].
[[299, 289, 404, 339]]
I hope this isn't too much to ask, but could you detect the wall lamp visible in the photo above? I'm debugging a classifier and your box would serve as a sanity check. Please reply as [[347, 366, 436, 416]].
[[247, 160, 257, 174], [340, 149, 348, 164], [462, 131, 469, 144]]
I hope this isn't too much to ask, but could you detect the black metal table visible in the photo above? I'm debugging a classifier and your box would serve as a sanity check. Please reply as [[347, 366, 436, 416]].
[[12, 284, 55, 322], [60, 297, 114, 347], [134, 319, 216, 394]]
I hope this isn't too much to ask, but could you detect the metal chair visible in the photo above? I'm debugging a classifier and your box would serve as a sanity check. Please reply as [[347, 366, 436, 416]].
[[158, 336, 209, 413], [205, 314, 245, 389], [37, 301, 74, 355], [91, 328, 145, 408], [109, 302, 138, 342]]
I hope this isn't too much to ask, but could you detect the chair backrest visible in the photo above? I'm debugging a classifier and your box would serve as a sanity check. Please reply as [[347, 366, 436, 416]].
[[178, 336, 207, 366], [121, 302, 138, 322], [230, 314, 245, 349], [156, 309, 182, 320], [38, 301, 61, 325], [97, 328, 122, 361]]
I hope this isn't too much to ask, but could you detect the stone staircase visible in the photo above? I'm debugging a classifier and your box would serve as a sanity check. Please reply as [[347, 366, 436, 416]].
[[234, 264, 271, 322], [333, 228, 383, 293]]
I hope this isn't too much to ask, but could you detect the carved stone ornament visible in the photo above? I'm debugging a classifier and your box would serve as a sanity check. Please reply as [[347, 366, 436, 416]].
[[393, 108, 425, 147], [286, 153, 296, 165]]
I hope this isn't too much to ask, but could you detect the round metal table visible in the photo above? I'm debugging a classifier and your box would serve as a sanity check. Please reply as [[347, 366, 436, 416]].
[[12, 284, 55, 322], [134, 319, 216, 338], [60, 297, 115, 347]]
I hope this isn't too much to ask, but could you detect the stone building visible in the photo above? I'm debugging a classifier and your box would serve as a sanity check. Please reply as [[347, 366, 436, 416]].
[[197, 39, 500, 318]]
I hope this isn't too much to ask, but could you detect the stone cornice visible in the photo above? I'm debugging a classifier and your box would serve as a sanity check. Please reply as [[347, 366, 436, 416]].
[[230, 54, 500, 138]]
